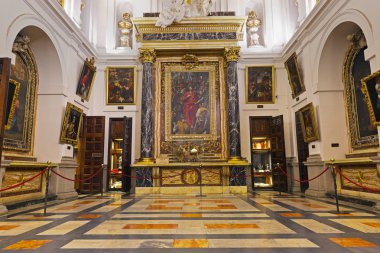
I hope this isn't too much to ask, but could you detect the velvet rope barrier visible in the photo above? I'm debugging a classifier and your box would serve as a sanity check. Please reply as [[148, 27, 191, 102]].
[[277, 164, 330, 183], [0, 168, 48, 193], [51, 165, 104, 183], [336, 168, 380, 194]]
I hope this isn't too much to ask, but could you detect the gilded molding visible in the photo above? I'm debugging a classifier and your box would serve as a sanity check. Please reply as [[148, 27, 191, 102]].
[[139, 48, 156, 63], [224, 47, 240, 62]]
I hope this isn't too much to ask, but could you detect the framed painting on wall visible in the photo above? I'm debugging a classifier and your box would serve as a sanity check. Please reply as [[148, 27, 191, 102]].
[[76, 57, 96, 101], [5, 79, 20, 131], [245, 65, 275, 104], [60, 102, 83, 145], [285, 52, 305, 98], [106, 66, 136, 105], [299, 103, 319, 143], [361, 70, 380, 126]]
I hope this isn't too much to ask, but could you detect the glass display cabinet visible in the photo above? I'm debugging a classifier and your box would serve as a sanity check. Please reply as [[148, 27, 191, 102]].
[[109, 138, 123, 190], [251, 137, 273, 188]]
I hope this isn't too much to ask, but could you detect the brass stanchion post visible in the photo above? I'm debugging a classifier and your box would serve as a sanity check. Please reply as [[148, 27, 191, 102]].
[[43, 161, 52, 216]]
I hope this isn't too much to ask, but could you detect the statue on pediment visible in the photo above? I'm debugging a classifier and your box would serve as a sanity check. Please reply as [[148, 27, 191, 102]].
[[156, 0, 213, 28]]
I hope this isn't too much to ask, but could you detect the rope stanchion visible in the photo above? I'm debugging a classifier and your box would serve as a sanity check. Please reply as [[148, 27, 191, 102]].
[[277, 164, 330, 183], [0, 168, 47, 193], [51, 165, 104, 183], [337, 168, 380, 194]]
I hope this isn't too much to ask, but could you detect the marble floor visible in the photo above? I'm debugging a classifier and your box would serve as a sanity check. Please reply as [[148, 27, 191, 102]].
[[0, 192, 379, 252]]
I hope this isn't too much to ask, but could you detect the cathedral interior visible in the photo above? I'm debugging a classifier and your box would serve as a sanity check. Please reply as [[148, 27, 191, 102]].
[[0, 0, 380, 252]]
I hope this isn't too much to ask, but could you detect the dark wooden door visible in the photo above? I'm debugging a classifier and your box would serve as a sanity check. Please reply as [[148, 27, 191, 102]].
[[270, 115, 288, 192], [295, 111, 309, 192], [79, 116, 105, 193], [122, 117, 132, 193], [0, 58, 11, 163]]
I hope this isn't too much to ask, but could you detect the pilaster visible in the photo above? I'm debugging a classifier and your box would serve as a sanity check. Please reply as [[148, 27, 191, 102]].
[[53, 157, 79, 200]]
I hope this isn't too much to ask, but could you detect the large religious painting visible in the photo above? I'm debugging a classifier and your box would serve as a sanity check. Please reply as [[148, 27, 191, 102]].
[[4, 36, 38, 154], [76, 58, 96, 101], [155, 56, 227, 160], [343, 30, 378, 149], [106, 66, 136, 105], [361, 70, 380, 126], [245, 65, 275, 104], [284, 53, 305, 98]]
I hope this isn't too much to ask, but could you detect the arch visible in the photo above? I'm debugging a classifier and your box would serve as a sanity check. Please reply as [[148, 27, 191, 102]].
[[6, 14, 66, 90], [313, 9, 374, 87], [5, 14, 68, 162]]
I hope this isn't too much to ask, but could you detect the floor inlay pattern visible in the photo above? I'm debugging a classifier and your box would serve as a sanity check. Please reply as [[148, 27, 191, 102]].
[[0, 193, 379, 252]]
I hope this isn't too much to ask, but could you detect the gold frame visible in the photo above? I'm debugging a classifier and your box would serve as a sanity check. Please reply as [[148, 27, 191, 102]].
[[57, 0, 64, 7], [361, 69, 380, 126], [59, 102, 83, 145], [245, 65, 275, 104], [76, 58, 96, 102], [154, 56, 227, 160], [164, 63, 217, 141], [106, 66, 137, 105], [343, 34, 378, 149], [5, 79, 20, 130], [299, 103, 319, 143], [284, 52, 305, 98], [4, 45, 38, 155]]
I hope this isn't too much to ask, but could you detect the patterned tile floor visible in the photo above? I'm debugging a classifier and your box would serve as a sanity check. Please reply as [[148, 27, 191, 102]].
[[0, 192, 379, 252]]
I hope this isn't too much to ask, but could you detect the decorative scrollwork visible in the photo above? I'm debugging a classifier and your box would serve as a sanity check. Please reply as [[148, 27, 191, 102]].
[[181, 54, 199, 70]]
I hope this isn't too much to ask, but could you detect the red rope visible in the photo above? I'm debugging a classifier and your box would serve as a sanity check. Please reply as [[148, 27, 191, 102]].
[[277, 165, 330, 183], [51, 165, 104, 183], [337, 168, 380, 193], [0, 168, 47, 193]]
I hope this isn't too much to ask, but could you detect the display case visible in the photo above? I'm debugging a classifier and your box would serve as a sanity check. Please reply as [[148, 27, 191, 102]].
[[251, 137, 273, 188], [109, 138, 123, 190]]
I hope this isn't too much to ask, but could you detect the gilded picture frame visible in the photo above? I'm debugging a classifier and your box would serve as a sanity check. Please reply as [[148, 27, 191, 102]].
[[164, 64, 217, 141], [5, 79, 20, 131], [361, 70, 380, 126], [299, 103, 319, 143], [76, 58, 96, 101], [284, 52, 305, 98], [59, 102, 83, 145], [245, 65, 275, 104], [106, 66, 137, 105]]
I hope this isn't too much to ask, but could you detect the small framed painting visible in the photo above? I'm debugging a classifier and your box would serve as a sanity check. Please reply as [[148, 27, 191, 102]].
[[361, 70, 380, 126], [106, 66, 137, 105], [285, 52, 305, 98], [246, 65, 275, 103], [60, 102, 83, 145], [299, 103, 319, 143], [76, 57, 96, 101]]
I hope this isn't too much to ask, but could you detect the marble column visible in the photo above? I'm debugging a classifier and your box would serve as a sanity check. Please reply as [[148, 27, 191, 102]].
[[224, 47, 242, 160], [138, 48, 156, 163]]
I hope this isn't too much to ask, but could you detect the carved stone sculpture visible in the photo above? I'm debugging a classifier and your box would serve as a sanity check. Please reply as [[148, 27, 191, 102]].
[[118, 12, 133, 48], [246, 11, 262, 47], [156, 0, 213, 28]]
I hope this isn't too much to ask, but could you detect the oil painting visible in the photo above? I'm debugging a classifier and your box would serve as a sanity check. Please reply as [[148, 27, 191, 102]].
[[76, 58, 96, 101], [246, 65, 275, 103], [285, 53, 305, 98], [60, 102, 83, 145], [106, 66, 136, 105], [299, 103, 319, 143]]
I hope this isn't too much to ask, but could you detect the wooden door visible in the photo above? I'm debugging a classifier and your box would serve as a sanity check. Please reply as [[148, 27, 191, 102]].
[[295, 111, 309, 192], [79, 116, 105, 193], [0, 58, 11, 162], [122, 117, 132, 193], [270, 115, 288, 192]]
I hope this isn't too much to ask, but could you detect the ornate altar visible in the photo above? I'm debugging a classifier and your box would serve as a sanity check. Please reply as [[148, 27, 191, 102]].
[[131, 14, 249, 195]]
